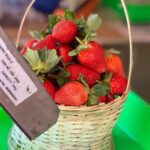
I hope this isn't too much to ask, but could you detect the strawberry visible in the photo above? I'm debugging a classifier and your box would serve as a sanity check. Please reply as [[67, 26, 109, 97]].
[[77, 41, 106, 73], [99, 96, 106, 103], [53, 8, 65, 17], [105, 52, 125, 76], [58, 45, 73, 63], [106, 94, 114, 103], [52, 20, 77, 44], [33, 35, 56, 50], [110, 73, 127, 95], [54, 81, 88, 106], [21, 39, 37, 55], [66, 64, 100, 86], [43, 80, 55, 99]]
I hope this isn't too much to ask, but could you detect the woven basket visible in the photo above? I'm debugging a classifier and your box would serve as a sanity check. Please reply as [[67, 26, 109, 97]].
[[8, 0, 133, 149]]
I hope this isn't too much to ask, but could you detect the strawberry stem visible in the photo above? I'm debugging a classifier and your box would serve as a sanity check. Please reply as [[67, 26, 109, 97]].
[[104, 72, 113, 83], [79, 75, 90, 93], [107, 49, 120, 55], [75, 37, 83, 45]]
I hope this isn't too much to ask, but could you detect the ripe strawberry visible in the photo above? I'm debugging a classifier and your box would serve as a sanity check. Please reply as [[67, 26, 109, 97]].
[[99, 96, 106, 103], [110, 73, 127, 95], [21, 39, 37, 55], [43, 80, 55, 99], [66, 64, 100, 86], [53, 8, 65, 17], [77, 41, 106, 73], [33, 35, 56, 50], [105, 53, 125, 76], [106, 94, 114, 103], [58, 45, 73, 63], [52, 20, 77, 44], [54, 81, 88, 106]]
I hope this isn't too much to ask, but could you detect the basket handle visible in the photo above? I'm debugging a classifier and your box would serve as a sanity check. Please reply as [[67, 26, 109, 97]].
[[16, 0, 133, 96]]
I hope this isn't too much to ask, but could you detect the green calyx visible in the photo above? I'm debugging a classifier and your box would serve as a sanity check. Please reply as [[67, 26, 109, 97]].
[[85, 94, 99, 106], [103, 72, 113, 83], [85, 74, 111, 106], [86, 14, 102, 32], [24, 48, 60, 76], [69, 14, 102, 57], [56, 67, 70, 87], [90, 82, 110, 97], [29, 31, 45, 40], [79, 75, 90, 93], [85, 82, 109, 107], [79, 75, 99, 106], [64, 9, 75, 20], [29, 14, 61, 40], [69, 40, 88, 57]]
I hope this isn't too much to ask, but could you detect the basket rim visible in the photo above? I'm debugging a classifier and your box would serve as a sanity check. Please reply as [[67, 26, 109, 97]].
[[58, 91, 129, 111]]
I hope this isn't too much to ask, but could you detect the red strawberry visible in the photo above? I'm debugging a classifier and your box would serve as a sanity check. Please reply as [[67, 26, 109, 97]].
[[43, 80, 55, 99], [33, 35, 56, 50], [77, 41, 106, 73], [66, 64, 100, 86], [55, 81, 88, 106], [21, 39, 37, 55], [52, 20, 77, 44], [53, 8, 65, 17], [110, 73, 127, 95], [105, 53, 125, 76], [58, 45, 73, 63], [106, 94, 114, 103], [99, 96, 106, 103]]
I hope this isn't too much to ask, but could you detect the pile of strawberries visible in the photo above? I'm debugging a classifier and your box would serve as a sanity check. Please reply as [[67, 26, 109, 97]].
[[21, 10, 127, 107]]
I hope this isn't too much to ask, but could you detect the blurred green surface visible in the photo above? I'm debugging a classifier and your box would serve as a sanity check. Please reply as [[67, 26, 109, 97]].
[[0, 108, 13, 150], [102, 0, 150, 23], [1, 91, 150, 149], [113, 91, 150, 150]]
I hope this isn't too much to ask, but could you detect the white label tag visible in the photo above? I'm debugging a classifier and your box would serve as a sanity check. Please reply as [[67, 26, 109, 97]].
[[0, 38, 38, 106]]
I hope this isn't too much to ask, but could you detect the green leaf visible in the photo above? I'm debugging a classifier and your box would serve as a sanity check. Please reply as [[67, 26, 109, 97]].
[[85, 94, 99, 106], [79, 44, 88, 50], [65, 9, 74, 20], [23, 48, 41, 68], [75, 18, 87, 40], [56, 68, 70, 86], [62, 69, 70, 78], [38, 48, 48, 62], [104, 72, 113, 83], [58, 67, 70, 77], [69, 50, 78, 56], [79, 74, 89, 93], [75, 18, 86, 28], [87, 14, 102, 31], [47, 15, 61, 34], [114, 95, 120, 99], [69, 44, 87, 57], [46, 50, 59, 64], [90, 82, 109, 96], [42, 50, 61, 73], [48, 15, 60, 27], [57, 76, 69, 87], [29, 31, 45, 40]]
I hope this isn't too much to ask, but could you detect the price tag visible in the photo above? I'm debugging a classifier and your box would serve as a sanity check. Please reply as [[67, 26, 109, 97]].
[[0, 27, 59, 140], [0, 38, 38, 106]]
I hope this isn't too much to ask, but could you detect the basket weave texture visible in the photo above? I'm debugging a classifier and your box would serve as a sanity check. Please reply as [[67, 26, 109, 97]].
[[8, 95, 126, 150]]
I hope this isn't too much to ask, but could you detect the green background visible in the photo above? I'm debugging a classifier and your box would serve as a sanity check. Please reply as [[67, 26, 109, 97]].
[[102, 0, 150, 23]]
